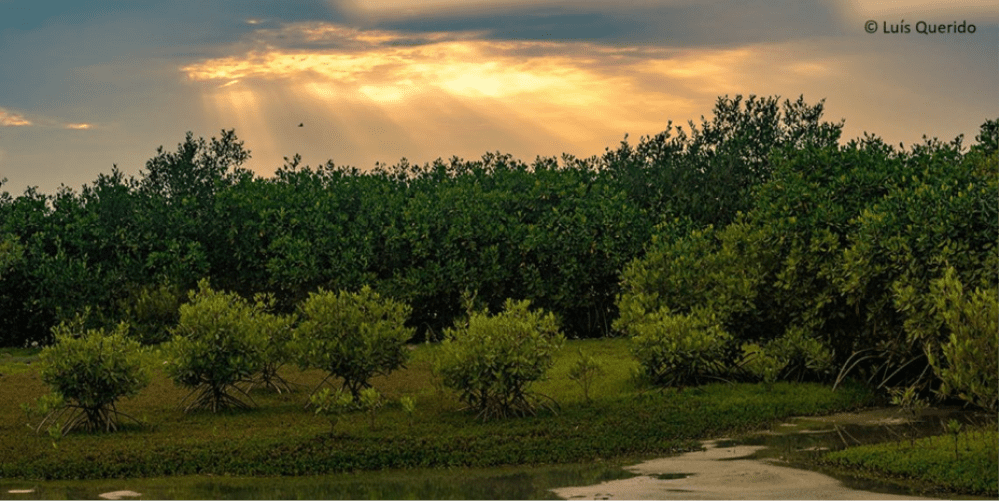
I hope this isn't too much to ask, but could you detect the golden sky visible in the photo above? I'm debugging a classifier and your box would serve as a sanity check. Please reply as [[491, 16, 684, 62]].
[[0, 0, 996, 192]]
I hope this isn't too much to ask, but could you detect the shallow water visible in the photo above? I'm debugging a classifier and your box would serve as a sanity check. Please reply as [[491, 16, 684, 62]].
[[730, 406, 991, 497], [554, 406, 993, 500], [1, 407, 989, 500], [0, 461, 638, 500]]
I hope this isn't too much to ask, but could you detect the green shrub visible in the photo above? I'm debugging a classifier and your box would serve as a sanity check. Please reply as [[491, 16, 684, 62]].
[[358, 387, 384, 431], [739, 342, 786, 387], [310, 387, 355, 434], [763, 325, 835, 381], [29, 318, 150, 434], [568, 349, 605, 403], [293, 286, 413, 398], [436, 299, 565, 420], [121, 281, 186, 345], [400, 396, 416, 429], [627, 307, 732, 387], [923, 268, 998, 412], [163, 279, 271, 412], [252, 308, 296, 394]]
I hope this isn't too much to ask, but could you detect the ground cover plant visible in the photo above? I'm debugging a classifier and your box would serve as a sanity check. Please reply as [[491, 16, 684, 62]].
[[0, 339, 873, 480], [821, 426, 999, 496]]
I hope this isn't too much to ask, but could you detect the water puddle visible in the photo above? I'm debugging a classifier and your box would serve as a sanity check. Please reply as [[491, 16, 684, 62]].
[[0, 461, 637, 500], [552, 407, 991, 500]]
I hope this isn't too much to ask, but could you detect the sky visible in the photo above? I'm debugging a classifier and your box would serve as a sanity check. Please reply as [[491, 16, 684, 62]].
[[0, 0, 996, 194]]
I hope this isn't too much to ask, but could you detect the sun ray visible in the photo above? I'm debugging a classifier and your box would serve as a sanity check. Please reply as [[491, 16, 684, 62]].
[[180, 21, 854, 172]]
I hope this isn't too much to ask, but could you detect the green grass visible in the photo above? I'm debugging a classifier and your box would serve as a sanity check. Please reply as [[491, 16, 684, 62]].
[[0, 347, 41, 375], [822, 426, 999, 497], [0, 338, 872, 480]]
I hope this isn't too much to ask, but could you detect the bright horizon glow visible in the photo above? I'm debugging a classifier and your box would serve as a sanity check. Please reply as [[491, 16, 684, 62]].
[[0, 1, 995, 193], [181, 23, 836, 176]]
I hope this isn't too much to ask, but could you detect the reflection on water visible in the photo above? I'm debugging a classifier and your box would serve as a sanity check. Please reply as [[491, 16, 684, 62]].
[[0, 461, 638, 500]]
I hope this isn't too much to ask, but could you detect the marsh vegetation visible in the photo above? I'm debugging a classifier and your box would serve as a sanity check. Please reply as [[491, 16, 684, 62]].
[[0, 95, 996, 496]]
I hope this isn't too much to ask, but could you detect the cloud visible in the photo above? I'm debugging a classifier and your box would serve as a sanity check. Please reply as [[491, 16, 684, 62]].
[[331, 0, 849, 48], [0, 108, 32, 127], [180, 20, 878, 175], [838, 0, 996, 21], [0, 107, 99, 130]]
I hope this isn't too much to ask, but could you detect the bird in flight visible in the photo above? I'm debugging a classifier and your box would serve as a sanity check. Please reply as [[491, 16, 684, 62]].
[[298, 123, 304, 127]]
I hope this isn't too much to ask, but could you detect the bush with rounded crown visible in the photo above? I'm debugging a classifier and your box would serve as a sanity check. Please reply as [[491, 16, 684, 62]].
[[29, 318, 150, 435], [164, 279, 272, 412], [627, 306, 732, 387], [436, 299, 565, 420], [293, 286, 413, 399]]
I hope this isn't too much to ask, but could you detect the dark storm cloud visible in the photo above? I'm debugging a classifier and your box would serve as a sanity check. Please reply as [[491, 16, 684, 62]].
[[350, 0, 847, 47]]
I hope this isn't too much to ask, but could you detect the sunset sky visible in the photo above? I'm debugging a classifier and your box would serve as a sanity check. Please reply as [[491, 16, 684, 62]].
[[1, 0, 996, 194]]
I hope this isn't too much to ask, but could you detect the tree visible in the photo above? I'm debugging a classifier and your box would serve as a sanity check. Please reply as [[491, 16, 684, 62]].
[[602, 94, 843, 226]]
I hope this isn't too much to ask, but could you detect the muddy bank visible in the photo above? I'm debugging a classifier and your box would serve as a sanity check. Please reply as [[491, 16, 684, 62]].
[[554, 407, 985, 500], [553, 439, 929, 500]]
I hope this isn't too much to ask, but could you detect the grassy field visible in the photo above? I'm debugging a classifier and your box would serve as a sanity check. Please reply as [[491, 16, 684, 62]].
[[0, 338, 875, 480]]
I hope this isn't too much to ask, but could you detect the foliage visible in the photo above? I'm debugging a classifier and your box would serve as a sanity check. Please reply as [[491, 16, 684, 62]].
[[400, 396, 416, 429], [0, 337, 872, 480], [601, 94, 843, 226], [310, 387, 355, 434], [0, 232, 24, 280], [567, 349, 605, 403], [163, 280, 272, 412], [436, 299, 565, 420], [615, 220, 768, 342], [739, 343, 786, 387], [358, 387, 384, 431], [120, 281, 186, 345], [28, 318, 150, 435], [823, 427, 998, 496], [616, 120, 998, 395], [842, 133, 997, 388], [626, 307, 733, 387], [921, 268, 998, 412], [761, 326, 835, 381], [4, 95, 841, 344], [251, 309, 297, 394], [293, 286, 413, 398]]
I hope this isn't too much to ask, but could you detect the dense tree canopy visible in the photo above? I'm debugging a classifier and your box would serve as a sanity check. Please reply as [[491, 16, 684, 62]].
[[616, 119, 998, 408], [1, 98, 994, 411]]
